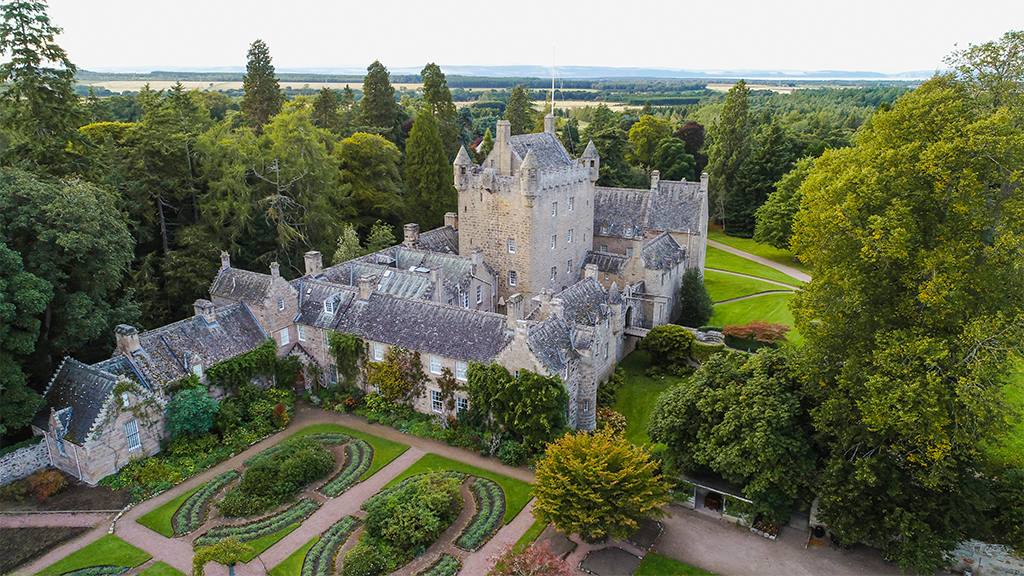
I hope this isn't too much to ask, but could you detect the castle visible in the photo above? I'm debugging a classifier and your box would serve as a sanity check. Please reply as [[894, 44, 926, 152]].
[[29, 116, 708, 483]]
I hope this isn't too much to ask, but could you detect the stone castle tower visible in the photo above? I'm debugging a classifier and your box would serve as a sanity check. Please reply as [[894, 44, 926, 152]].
[[454, 116, 599, 309]]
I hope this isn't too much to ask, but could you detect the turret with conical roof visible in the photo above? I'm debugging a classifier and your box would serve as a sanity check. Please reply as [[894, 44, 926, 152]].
[[519, 150, 539, 203], [581, 140, 600, 182], [453, 145, 473, 190]]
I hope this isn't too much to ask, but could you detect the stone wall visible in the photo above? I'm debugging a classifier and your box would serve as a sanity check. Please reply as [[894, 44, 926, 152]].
[[0, 440, 48, 486], [950, 540, 1024, 576]]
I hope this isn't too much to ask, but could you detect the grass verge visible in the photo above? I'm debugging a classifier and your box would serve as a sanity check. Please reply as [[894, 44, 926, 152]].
[[704, 270, 793, 303], [137, 484, 202, 537], [35, 534, 151, 576], [513, 519, 547, 552], [238, 522, 301, 563], [634, 552, 717, 576], [613, 351, 685, 445], [283, 423, 409, 481], [138, 562, 188, 576], [382, 453, 532, 524], [268, 535, 319, 576], [706, 246, 804, 288], [708, 228, 811, 275], [710, 292, 802, 346]]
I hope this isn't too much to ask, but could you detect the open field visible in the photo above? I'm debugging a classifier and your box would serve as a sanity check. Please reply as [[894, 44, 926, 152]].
[[707, 83, 800, 94], [707, 228, 812, 275], [706, 246, 804, 287], [635, 552, 718, 576], [710, 292, 802, 345], [138, 562, 187, 576], [77, 80, 423, 93]]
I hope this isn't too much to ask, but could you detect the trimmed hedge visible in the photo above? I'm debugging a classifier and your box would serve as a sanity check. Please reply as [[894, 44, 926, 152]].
[[244, 433, 351, 466], [301, 516, 360, 576], [194, 498, 320, 547], [360, 471, 466, 511], [415, 554, 461, 576], [455, 477, 505, 551], [171, 469, 239, 536], [60, 567, 129, 576], [690, 340, 726, 364], [319, 439, 372, 497]]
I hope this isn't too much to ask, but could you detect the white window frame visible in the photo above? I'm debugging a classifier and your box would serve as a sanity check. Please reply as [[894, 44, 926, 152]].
[[550, 267, 556, 281], [626, 247, 634, 258], [476, 285, 482, 304], [297, 324, 306, 342], [278, 298, 285, 311], [457, 396, 469, 413], [509, 270, 517, 286], [125, 420, 142, 453], [569, 197, 574, 211], [604, 342, 609, 360], [279, 327, 290, 346], [462, 292, 469, 308], [431, 389, 443, 413], [567, 259, 572, 274], [583, 399, 590, 412], [373, 342, 385, 361], [551, 202, 557, 217], [551, 235, 556, 250], [508, 237, 515, 253], [600, 245, 608, 253], [430, 355, 442, 375], [122, 393, 131, 408], [192, 362, 203, 379], [567, 229, 573, 243], [324, 298, 335, 315], [455, 361, 468, 382]]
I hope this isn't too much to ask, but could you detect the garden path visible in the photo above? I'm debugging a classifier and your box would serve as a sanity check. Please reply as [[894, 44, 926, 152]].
[[0, 511, 115, 528], [707, 240, 812, 283]]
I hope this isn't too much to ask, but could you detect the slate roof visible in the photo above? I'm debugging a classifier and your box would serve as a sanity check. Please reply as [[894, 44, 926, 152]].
[[642, 232, 687, 271], [327, 245, 490, 299], [594, 188, 649, 238], [126, 303, 268, 388], [583, 250, 628, 275], [210, 268, 272, 304], [331, 293, 511, 363], [647, 181, 705, 234], [508, 133, 573, 171], [292, 278, 358, 330], [417, 225, 459, 254], [526, 316, 579, 374], [33, 358, 118, 444], [556, 277, 611, 326], [93, 356, 146, 389]]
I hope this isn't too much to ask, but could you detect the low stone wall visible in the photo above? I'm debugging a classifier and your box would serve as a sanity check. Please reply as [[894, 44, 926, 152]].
[[951, 540, 1024, 576], [0, 440, 48, 486]]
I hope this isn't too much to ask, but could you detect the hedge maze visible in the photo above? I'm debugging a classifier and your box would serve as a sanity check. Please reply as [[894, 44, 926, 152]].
[[318, 439, 373, 497], [171, 469, 239, 536], [455, 477, 506, 551], [193, 498, 320, 548]]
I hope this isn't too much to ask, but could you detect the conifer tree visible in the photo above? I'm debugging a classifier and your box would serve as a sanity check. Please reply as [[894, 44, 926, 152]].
[[360, 60, 402, 145], [481, 128, 494, 156], [675, 267, 714, 327], [311, 87, 342, 134], [707, 80, 752, 228], [504, 84, 534, 135], [404, 111, 455, 230], [420, 63, 459, 159], [240, 39, 284, 135]]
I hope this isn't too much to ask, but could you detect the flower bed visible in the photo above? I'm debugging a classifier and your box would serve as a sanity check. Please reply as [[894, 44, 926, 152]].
[[171, 469, 239, 536], [194, 498, 319, 547], [60, 566, 130, 576], [318, 440, 372, 497], [360, 471, 466, 511], [244, 433, 351, 467], [415, 554, 461, 576], [300, 516, 360, 576], [750, 514, 781, 540], [455, 477, 505, 551]]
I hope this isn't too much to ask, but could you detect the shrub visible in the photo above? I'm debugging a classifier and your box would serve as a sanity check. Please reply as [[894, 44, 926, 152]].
[[0, 479, 28, 503], [597, 366, 625, 408], [26, 468, 67, 501], [319, 439, 373, 497], [456, 477, 505, 551], [417, 554, 461, 576], [640, 325, 696, 368], [362, 472, 464, 556], [302, 516, 360, 576], [61, 566, 130, 576], [195, 498, 319, 547], [167, 433, 220, 458], [166, 387, 219, 438], [676, 267, 714, 327], [172, 469, 240, 536], [219, 438, 333, 517], [596, 408, 627, 435], [498, 440, 526, 468], [342, 543, 387, 576], [690, 340, 726, 364], [722, 321, 790, 344]]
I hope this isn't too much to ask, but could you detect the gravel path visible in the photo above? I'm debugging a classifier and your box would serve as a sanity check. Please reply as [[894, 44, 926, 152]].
[[708, 240, 812, 283]]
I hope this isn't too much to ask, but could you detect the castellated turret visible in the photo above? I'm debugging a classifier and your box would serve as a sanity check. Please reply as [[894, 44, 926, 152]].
[[453, 145, 472, 190], [581, 140, 600, 183]]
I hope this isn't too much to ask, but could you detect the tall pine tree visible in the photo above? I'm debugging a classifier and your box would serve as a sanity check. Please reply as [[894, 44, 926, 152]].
[[404, 111, 455, 231], [726, 120, 794, 238], [240, 39, 284, 135], [311, 87, 342, 134], [420, 63, 459, 159], [707, 80, 752, 229], [504, 84, 534, 135], [360, 60, 402, 145]]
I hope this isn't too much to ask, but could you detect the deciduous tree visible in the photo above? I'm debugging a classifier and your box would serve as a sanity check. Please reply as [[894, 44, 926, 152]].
[[627, 115, 672, 169], [336, 132, 404, 233], [651, 138, 696, 182], [753, 156, 813, 250], [0, 244, 50, 437], [166, 387, 219, 438]]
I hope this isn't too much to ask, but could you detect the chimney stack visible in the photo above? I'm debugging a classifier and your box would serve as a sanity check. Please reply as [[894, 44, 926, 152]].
[[428, 267, 444, 303], [549, 297, 565, 320], [304, 251, 323, 277], [471, 247, 483, 270], [700, 172, 709, 193], [115, 324, 141, 356], [220, 251, 231, 270], [358, 274, 374, 301], [506, 293, 524, 330], [270, 262, 280, 279], [544, 113, 556, 134], [444, 212, 459, 230], [584, 263, 599, 280], [651, 170, 660, 191], [193, 299, 216, 324], [403, 223, 420, 248]]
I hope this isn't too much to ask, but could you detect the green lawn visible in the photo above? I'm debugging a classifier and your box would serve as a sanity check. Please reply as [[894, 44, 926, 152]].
[[613, 351, 685, 445], [710, 292, 802, 346], [283, 423, 409, 480], [239, 522, 302, 562], [708, 227, 812, 275], [514, 519, 547, 552], [988, 368, 1024, 467], [137, 484, 203, 537], [268, 535, 318, 576], [706, 246, 804, 288], [634, 552, 717, 576], [382, 453, 532, 524], [704, 270, 793, 303], [139, 562, 187, 576], [35, 535, 152, 576]]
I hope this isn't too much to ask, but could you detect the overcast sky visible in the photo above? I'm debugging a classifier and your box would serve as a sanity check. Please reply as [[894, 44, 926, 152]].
[[45, 0, 1023, 75]]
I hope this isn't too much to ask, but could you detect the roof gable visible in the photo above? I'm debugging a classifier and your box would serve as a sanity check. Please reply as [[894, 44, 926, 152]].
[[556, 277, 611, 326], [508, 133, 573, 171], [209, 268, 272, 303], [33, 358, 118, 444]]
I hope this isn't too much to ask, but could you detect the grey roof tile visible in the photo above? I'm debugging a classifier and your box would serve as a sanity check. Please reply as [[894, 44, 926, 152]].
[[416, 226, 459, 254], [646, 181, 705, 234], [33, 358, 117, 444], [209, 268, 272, 304], [526, 316, 578, 374], [594, 188, 649, 238], [508, 133, 573, 171], [642, 232, 686, 271], [556, 277, 611, 326], [583, 250, 629, 275]]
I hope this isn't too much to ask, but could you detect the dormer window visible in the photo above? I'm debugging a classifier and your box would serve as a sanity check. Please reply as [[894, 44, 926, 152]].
[[324, 298, 335, 315], [122, 393, 130, 408], [192, 361, 203, 379], [278, 298, 285, 311], [625, 228, 633, 238]]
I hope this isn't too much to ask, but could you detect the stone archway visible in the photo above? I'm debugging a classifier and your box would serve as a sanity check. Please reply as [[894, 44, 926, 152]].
[[625, 306, 633, 328]]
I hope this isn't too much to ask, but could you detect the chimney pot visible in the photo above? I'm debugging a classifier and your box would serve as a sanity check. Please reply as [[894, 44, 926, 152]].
[[544, 113, 556, 134], [115, 324, 141, 356], [506, 292, 524, 330], [270, 262, 280, 278], [193, 299, 216, 324], [304, 251, 323, 277], [403, 223, 420, 247], [651, 170, 660, 190], [220, 251, 230, 269], [444, 212, 459, 230], [358, 274, 374, 301], [584, 263, 599, 280]]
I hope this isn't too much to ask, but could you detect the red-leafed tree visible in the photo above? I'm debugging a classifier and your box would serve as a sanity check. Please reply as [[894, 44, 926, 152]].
[[487, 541, 572, 576]]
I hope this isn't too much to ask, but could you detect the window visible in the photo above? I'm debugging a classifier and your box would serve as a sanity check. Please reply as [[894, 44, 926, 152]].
[[508, 237, 515, 253], [600, 245, 608, 253], [626, 248, 634, 258], [551, 202, 557, 217], [373, 343, 385, 361], [625, 227, 633, 238], [583, 399, 590, 412], [192, 362, 203, 379], [604, 342, 609, 360], [278, 298, 285, 311], [431, 390, 443, 413], [476, 285, 482, 304], [430, 355, 442, 375], [514, 370, 520, 379], [125, 420, 142, 453], [509, 270, 517, 286], [567, 229, 573, 243], [297, 325, 306, 342], [462, 292, 469, 308], [456, 361, 468, 381], [56, 437, 67, 458], [279, 327, 290, 346], [551, 235, 556, 250], [569, 197, 574, 211], [457, 396, 469, 413], [567, 259, 572, 274], [601, 225, 609, 234], [329, 364, 338, 384], [324, 298, 335, 315], [550, 267, 557, 281]]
